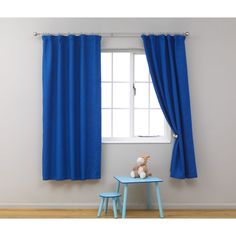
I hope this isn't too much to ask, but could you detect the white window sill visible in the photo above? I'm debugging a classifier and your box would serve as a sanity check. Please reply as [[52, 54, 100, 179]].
[[102, 137, 171, 144]]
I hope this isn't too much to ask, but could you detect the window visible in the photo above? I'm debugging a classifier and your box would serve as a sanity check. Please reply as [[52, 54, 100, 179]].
[[101, 51, 171, 143]]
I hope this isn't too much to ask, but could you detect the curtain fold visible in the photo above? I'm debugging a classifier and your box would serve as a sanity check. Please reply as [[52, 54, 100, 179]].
[[42, 35, 101, 180], [142, 35, 197, 179]]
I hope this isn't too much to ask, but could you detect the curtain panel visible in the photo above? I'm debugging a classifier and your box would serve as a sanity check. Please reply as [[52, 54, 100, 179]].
[[42, 35, 102, 180], [142, 35, 197, 179]]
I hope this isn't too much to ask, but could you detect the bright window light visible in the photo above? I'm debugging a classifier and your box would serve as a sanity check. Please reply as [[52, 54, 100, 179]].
[[101, 52, 171, 143]]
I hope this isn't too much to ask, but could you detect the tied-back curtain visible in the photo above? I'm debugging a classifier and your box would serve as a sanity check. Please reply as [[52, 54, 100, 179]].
[[142, 35, 197, 179], [42, 35, 102, 180]]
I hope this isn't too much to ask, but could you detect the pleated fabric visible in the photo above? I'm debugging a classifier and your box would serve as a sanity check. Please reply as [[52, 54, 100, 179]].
[[142, 35, 197, 179], [42, 35, 101, 180]]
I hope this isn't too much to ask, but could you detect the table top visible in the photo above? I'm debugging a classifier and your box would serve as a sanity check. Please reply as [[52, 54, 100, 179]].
[[114, 176, 163, 184]]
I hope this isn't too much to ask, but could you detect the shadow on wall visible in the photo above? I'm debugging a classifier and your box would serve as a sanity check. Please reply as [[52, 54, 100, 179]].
[[168, 178, 199, 190], [42, 179, 101, 191]]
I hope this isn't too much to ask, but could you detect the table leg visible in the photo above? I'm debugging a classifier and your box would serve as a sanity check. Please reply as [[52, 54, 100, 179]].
[[155, 182, 164, 218], [118, 197, 122, 213], [122, 184, 128, 218], [116, 181, 120, 193], [146, 183, 152, 209], [115, 181, 120, 208]]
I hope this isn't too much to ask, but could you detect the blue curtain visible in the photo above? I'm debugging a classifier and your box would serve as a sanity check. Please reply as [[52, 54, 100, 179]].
[[142, 35, 197, 179], [42, 35, 101, 180]]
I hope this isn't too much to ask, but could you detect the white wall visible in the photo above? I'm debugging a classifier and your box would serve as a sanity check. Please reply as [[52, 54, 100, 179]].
[[0, 18, 236, 209]]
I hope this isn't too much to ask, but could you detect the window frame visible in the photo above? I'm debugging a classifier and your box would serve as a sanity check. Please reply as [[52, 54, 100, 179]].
[[101, 49, 171, 144]]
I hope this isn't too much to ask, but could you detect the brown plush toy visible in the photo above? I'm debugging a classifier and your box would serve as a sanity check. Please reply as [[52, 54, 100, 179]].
[[130, 155, 152, 179]]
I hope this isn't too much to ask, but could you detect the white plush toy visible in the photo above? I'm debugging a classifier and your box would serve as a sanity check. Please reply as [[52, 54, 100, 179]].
[[130, 155, 152, 179]]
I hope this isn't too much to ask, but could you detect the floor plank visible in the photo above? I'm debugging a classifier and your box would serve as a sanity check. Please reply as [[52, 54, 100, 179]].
[[0, 209, 236, 218]]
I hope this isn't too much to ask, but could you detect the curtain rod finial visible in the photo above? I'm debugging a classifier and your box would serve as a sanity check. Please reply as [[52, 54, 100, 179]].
[[185, 32, 190, 37], [33, 32, 38, 37]]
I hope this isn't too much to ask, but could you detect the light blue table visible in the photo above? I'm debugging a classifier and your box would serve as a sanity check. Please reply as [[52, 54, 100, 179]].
[[114, 176, 164, 218]]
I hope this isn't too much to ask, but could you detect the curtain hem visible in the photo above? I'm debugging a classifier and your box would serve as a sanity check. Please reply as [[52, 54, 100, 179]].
[[43, 176, 101, 181], [170, 173, 198, 179]]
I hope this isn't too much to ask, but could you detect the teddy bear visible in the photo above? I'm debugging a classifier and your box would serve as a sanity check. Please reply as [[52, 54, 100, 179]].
[[130, 155, 152, 179]]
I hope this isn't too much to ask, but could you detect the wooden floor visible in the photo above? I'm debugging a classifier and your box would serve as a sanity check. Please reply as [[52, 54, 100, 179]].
[[0, 209, 236, 218]]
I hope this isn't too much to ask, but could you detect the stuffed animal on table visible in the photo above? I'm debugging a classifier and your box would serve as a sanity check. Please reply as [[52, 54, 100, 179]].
[[130, 155, 152, 179]]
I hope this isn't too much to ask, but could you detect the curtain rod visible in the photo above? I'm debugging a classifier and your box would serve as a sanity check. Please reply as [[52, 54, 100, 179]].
[[33, 32, 189, 37]]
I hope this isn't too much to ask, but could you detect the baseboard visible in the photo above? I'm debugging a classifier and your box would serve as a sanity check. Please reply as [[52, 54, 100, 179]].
[[0, 203, 236, 209], [162, 203, 236, 209]]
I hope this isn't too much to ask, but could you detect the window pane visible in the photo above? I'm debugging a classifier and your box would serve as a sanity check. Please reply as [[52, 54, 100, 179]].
[[102, 83, 112, 108], [101, 53, 112, 81], [102, 109, 112, 137], [134, 83, 149, 108], [150, 83, 160, 108], [113, 109, 130, 137], [134, 109, 149, 136], [134, 54, 149, 82], [150, 109, 165, 136], [113, 83, 130, 108], [113, 53, 130, 82]]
